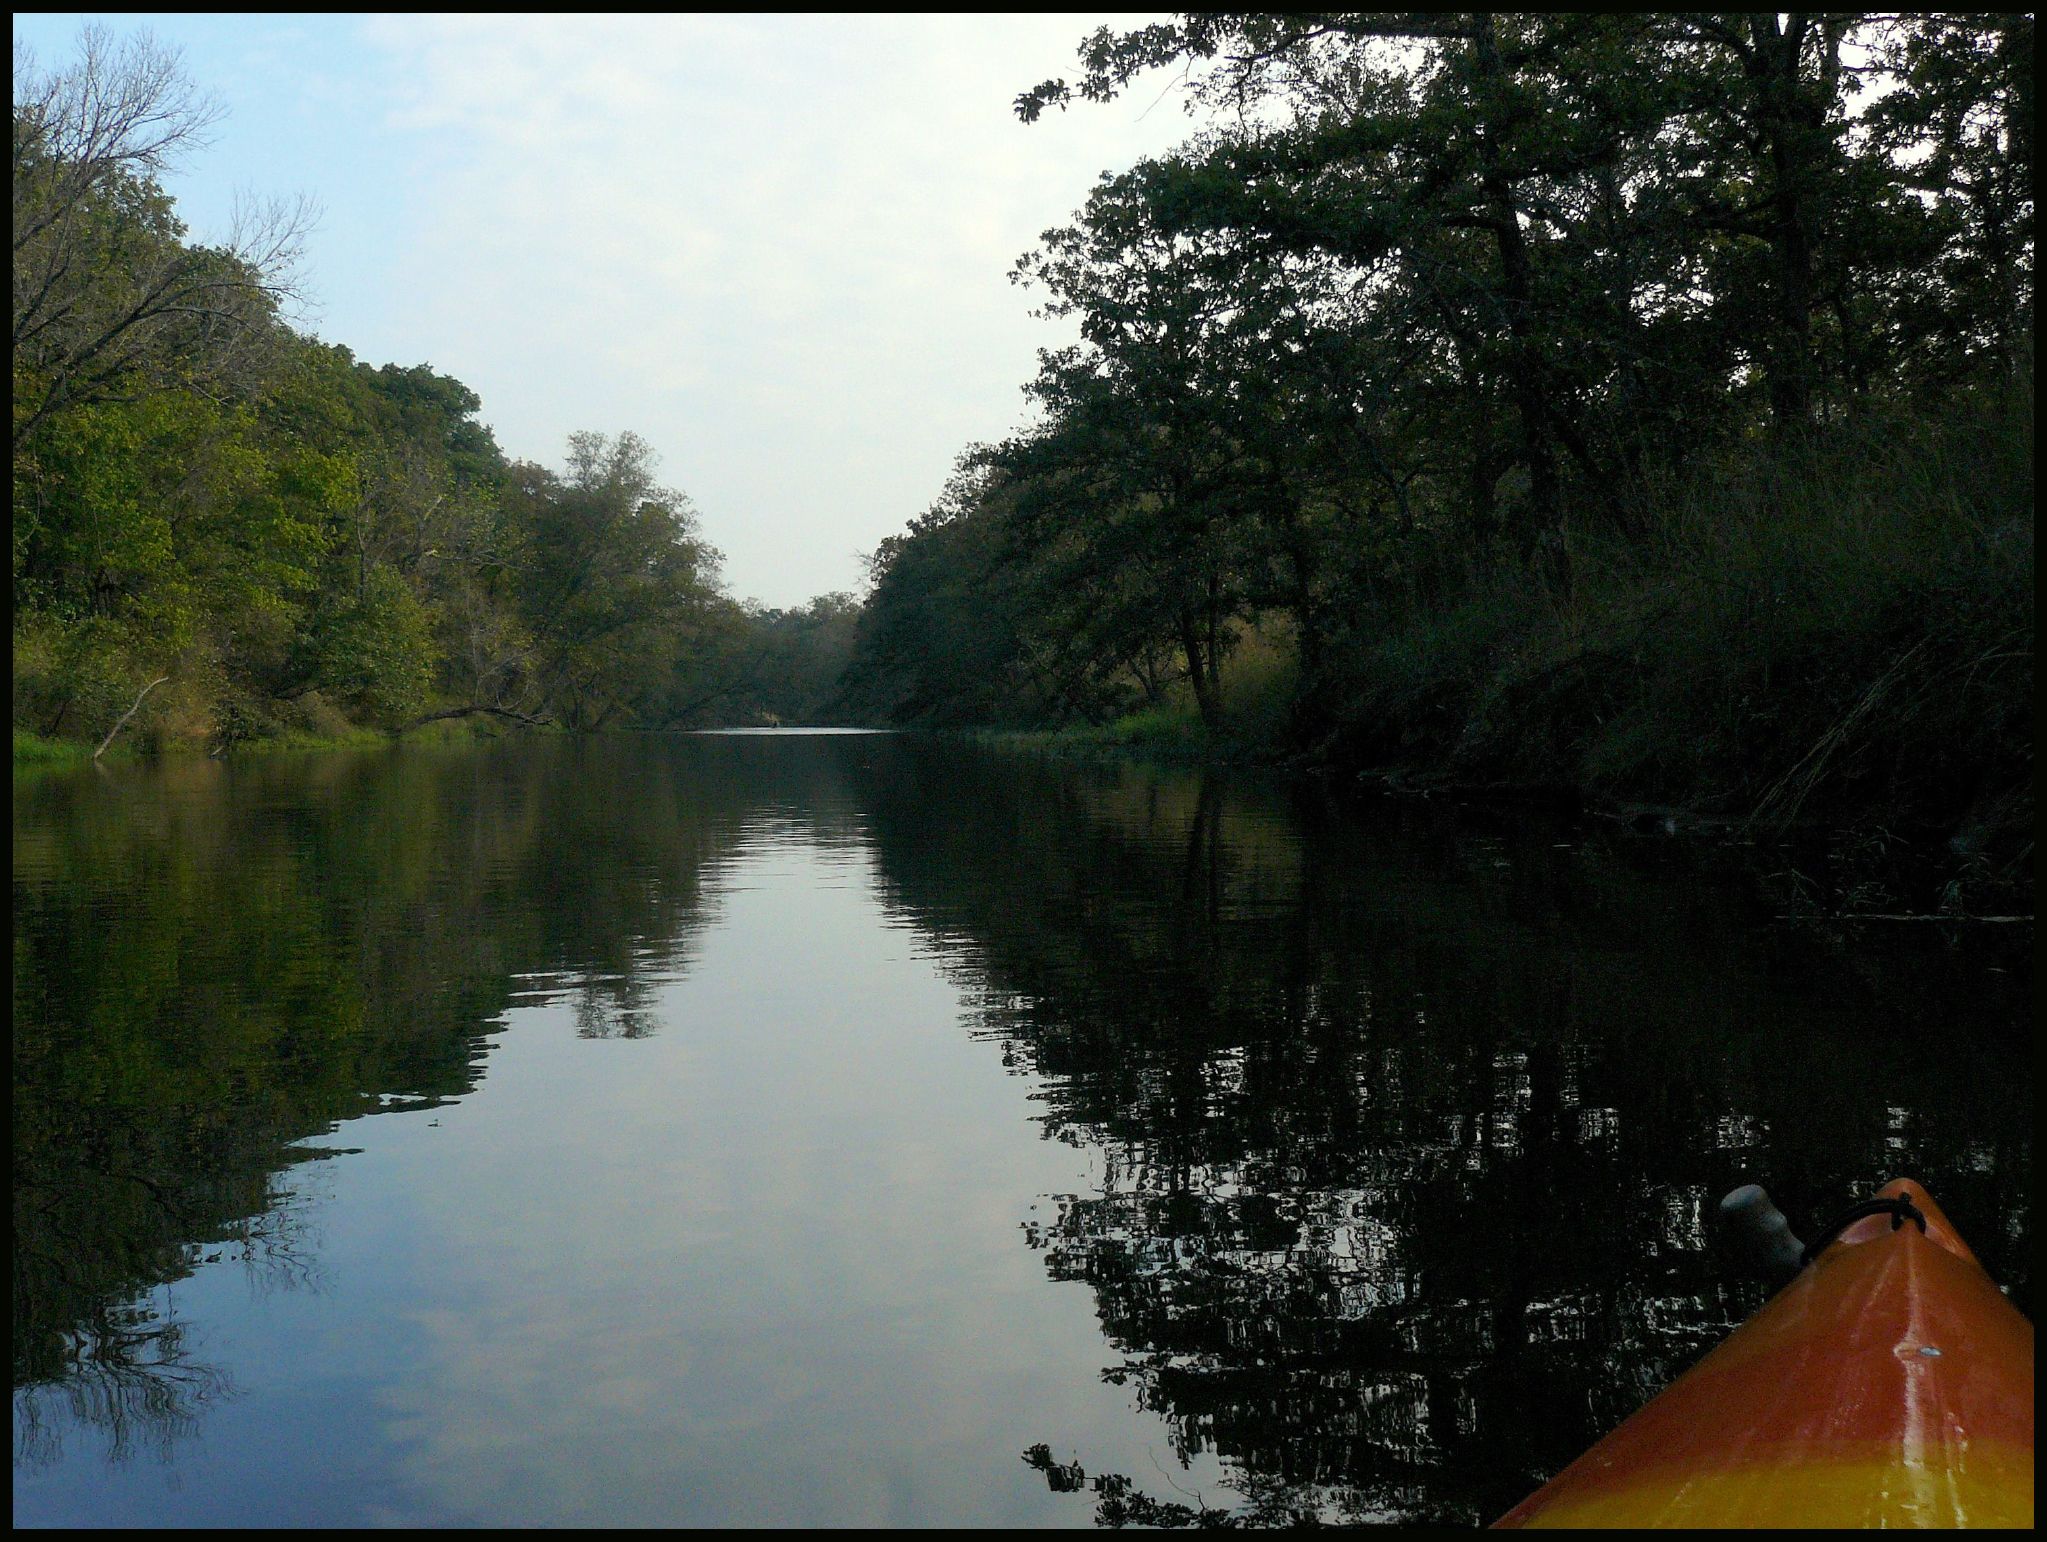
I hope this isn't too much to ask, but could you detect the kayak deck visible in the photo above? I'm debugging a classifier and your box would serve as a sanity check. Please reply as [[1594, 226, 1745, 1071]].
[[1494, 1178, 2034, 1529]]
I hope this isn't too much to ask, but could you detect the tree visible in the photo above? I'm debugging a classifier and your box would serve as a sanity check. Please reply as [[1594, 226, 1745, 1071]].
[[506, 431, 726, 731], [13, 26, 313, 451], [1003, 175, 1309, 728], [1017, 16, 1667, 582], [841, 459, 1052, 726], [1860, 14, 2034, 389]]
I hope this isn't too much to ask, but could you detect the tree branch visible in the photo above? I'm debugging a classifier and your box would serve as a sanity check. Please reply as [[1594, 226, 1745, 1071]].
[[93, 675, 169, 759], [396, 704, 555, 734]]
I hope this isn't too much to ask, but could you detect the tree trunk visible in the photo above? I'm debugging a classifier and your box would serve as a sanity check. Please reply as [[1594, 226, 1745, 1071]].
[[1472, 15, 1568, 591], [1749, 13, 1834, 434], [1177, 606, 1222, 729], [1204, 571, 1224, 714]]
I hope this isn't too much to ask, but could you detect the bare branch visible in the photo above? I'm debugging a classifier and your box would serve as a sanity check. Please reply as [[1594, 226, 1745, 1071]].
[[13, 26, 316, 448], [397, 704, 555, 734], [92, 675, 169, 760]]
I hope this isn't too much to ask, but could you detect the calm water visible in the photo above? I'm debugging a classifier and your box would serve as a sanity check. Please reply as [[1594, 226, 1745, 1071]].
[[13, 733, 2032, 1527]]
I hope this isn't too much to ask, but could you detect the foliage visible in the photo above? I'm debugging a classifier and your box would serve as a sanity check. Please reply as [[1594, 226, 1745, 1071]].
[[13, 16, 2034, 863], [13, 28, 857, 753], [12, 26, 311, 451], [844, 11, 2032, 862]]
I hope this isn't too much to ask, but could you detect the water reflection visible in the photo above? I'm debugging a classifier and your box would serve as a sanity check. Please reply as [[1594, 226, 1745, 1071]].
[[11, 735, 2031, 1526], [13, 739, 779, 1466], [844, 742, 2033, 1525]]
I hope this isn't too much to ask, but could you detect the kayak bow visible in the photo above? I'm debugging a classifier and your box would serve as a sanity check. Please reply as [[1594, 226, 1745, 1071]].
[[1495, 1178, 2033, 1529]]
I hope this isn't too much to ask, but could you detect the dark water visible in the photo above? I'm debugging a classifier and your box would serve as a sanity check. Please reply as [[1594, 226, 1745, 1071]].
[[12, 733, 2032, 1527]]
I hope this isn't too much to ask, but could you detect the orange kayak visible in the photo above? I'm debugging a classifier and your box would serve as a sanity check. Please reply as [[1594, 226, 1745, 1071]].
[[1495, 1178, 2033, 1528]]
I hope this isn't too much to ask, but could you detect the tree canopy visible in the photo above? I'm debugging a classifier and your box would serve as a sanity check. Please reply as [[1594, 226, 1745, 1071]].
[[840, 11, 2030, 851], [15, 17, 2032, 860], [13, 28, 857, 753]]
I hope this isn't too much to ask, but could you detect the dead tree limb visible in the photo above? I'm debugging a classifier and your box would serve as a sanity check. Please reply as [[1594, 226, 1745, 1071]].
[[93, 676, 169, 760], [396, 704, 554, 734]]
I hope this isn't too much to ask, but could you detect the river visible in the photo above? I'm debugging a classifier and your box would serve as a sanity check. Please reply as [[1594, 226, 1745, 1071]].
[[12, 731, 2031, 1526]]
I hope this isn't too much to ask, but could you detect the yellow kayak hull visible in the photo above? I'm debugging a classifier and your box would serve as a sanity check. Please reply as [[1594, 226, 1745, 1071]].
[[1495, 1179, 2033, 1529]]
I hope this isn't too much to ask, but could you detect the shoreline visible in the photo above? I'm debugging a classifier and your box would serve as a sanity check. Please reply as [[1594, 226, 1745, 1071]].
[[949, 722, 2034, 921], [18, 717, 2030, 921]]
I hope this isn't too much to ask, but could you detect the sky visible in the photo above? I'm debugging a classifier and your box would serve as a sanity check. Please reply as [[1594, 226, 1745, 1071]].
[[13, 13, 1196, 607]]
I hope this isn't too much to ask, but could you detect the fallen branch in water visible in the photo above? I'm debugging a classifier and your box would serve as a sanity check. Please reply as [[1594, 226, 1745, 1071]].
[[397, 703, 554, 734], [93, 676, 169, 760], [1774, 913, 2032, 923]]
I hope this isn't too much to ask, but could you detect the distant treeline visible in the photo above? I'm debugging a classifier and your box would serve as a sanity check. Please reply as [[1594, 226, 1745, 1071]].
[[13, 28, 859, 754], [834, 14, 2031, 871]]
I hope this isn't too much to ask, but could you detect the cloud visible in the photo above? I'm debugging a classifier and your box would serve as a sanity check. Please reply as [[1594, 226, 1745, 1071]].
[[351, 14, 1196, 606]]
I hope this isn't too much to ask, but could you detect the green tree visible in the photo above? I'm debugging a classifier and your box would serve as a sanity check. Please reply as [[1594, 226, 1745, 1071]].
[[506, 431, 726, 731], [841, 460, 1061, 726]]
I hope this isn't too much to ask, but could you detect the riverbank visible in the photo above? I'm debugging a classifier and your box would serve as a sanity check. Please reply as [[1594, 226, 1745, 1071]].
[[966, 683, 2022, 925], [11, 717, 498, 775], [963, 399, 2034, 919]]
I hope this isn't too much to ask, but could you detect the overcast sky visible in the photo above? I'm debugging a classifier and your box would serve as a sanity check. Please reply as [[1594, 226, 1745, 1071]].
[[14, 13, 1195, 607]]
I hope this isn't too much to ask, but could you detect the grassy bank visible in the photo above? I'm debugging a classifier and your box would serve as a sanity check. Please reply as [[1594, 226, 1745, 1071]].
[[1320, 396, 2030, 864], [12, 730, 107, 770], [12, 710, 507, 773], [968, 709, 1215, 764], [963, 621, 1300, 764], [970, 395, 2033, 912]]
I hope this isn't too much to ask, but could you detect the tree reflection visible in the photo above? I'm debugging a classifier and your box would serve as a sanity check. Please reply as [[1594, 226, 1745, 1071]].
[[14, 1297, 232, 1471], [850, 740, 2033, 1526], [570, 973, 662, 1039], [12, 736, 2030, 1515], [11, 736, 814, 1464]]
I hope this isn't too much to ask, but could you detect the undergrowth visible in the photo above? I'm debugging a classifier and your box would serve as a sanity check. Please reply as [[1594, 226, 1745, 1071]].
[[1311, 386, 2032, 891]]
